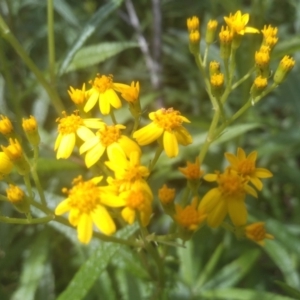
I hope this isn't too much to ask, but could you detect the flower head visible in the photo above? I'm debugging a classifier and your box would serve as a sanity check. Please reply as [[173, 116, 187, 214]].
[[245, 222, 274, 246], [158, 184, 176, 205], [187, 16, 199, 32], [133, 108, 192, 158], [84, 74, 122, 115], [105, 150, 150, 191], [68, 83, 87, 106], [22, 116, 40, 146], [224, 10, 259, 35], [80, 123, 141, 168], [114, 81, 140, 103], [199, 168, 258, 228], [261, 25, 278, 49], [174, 198, 206, 231], [6, 184, 30, 213], [55, 176, 119, 244], [0, 115, 14, 136], [179, 157, 204, 181], [54, 111, 103, 159], [225, 147, 273, 191]]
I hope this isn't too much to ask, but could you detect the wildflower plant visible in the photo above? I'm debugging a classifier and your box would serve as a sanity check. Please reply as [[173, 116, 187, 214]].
[[0, 3, 299, 299]]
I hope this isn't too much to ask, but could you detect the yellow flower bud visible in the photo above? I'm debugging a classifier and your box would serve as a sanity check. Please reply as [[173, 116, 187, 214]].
[[188, 30, 200, 54], [244, 222, 274, 246], [158, 184, 175, 205], [1, 139, 30, 175], [22, 116, 40, 146], [6, 184, 30, 213], [205, 20, 218, 45], [250, 76, 268, 99], [255, 46, 270, 77], [209, 61, 221, 77], [187, 16, 199, 32], [0, 115, 14, 137], [219, 26, 233, 59], [274, 55, 295, 84], [210, 73, 225, 97]]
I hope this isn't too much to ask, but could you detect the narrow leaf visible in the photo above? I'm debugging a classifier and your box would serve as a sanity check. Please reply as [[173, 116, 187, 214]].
[[57, 225, 137, 300], [275, 281, 300, 300], [64, 42, 138, 73], [58, 0, 123, 76]]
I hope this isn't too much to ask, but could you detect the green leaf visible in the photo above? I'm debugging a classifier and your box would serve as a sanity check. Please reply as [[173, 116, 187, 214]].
[[64, 42, 138, 73], [58, 0, 123, 76], [273, 36, 300, 59], [57, 225, 137, 300], [193, 243, 224, 291], [11, 233, 49, 300], [201, 249, 261, 290], [264, 240, 300, 289], [54, 0, 79, 28], [201, 288, 296, 300], [275, 281, 300, 300]]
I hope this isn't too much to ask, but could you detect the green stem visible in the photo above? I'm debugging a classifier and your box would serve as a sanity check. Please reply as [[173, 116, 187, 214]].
[[131, 115, 140, 137], [231, 66, 255, 90], [149, 144, 163, 172], [47, 0, 56, 85], [23, 174, 33, 199], [0, 15, 64, 114], [0, 215, 54, 224], [110, 110, 117, 125], [203, 45, 209, 67], [31, 168, 47, 206]]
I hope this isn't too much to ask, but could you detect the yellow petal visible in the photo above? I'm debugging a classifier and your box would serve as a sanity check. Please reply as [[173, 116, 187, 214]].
[[99, 93, 111, 115], [77, 214, 93, 244], [163, 131, 178, 157], [206, 200, 227, 228], [106, 89, 122, 109], [237, 147, 246, 160], [224, 152, 239, 167], [174, 127, 192, 146], [203, 173, 218, 182], [84, 92, 99, 112], [92, 206, 116, 235], [56, 133, 75, 159], [79, 136, 99, 153], [133, 123, 163, 145], [247, 151, 257, 162], [255, 168, 273, 178], [118, 135, 141, 157], [85, 144, 105, 168], [101, 194, 126, 207], [77, 127, 96, 142], [245, 26, 260, 34], [54, 133, 62, 151], [228, 199, 247, 226], [121, 207, 135, 224], [249, 176, 263, 191], [55, 199, 70, 215], [199, 188, 222, 213], [245, 184, 258, 198]]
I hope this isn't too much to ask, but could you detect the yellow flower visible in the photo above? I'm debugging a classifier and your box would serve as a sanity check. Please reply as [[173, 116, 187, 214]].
[[22, 116, 40, 146], [119, 181, 153, 226], [0, 152, 13, 179], [178, 157, 204, 180], [79, 123, 141, 168], [55, 176, 119, 244], [158, 184, 175, 205], [68, 83, 87, 105], [0, 115, 14, 136], [245, 222, 274, 246], [199, 168, 258, 228], [174, 198, 206, 231], [84, 74, 122, 115], [54, 111, 103, 159], [187, 16, 200, 32], [114, 81, 140, 103], [105, 150, 150, 191], [224, 147, 273, 191], [133, 108, 192, 158], [224, 10, 259, 35], [6, 184, 25, 204], [261, 25, 278, 49]]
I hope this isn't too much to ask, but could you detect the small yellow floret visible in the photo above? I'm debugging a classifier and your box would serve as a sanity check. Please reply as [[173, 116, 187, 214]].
[[187, 16, 199, 32], [1, 138, 23, 161], [6, 185, 25, 203], [219, 26, 233, 44], [254, 76, 268, 89], [189, 30, 200, 44], [68, 84, 86, 105], [22, 116, 38, 132], [0, 115, 14, 136], [245, 222, 274, 245], [158, 184, 175, 205], [0, 152, 13, 179], [210, 73, 224, 88], [178, 157, 204, 180]]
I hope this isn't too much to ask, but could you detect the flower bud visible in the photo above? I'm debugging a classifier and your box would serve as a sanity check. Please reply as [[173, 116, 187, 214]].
[[205, 20, 218, 45], [6, 184, 30, 213], [22, 116, 40, 146], [273, 56, 295, 84]]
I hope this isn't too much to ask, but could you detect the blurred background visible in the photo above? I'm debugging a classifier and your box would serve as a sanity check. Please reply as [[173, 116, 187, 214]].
[[0, 0, 300, 299]]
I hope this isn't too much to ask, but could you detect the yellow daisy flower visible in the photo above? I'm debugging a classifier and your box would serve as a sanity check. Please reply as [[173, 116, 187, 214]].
[[133, 108, 192, 158], [84, 74, 122, 115], [199, 168, 258, 228], [224, 147, 273, 191], [113, 81, 140, 103], [105, 149, 150, 192], [245, 222, 274, 246], [79, 123, 141, 168], [224, 10, 259, 35], [54, 111, 103, 159], [174, 197, 206, 231], [55, 176, 120, 244]]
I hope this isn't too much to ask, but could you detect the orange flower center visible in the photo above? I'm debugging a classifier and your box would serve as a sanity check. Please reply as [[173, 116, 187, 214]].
[[91, 74, 113, 93], [237, 159, 255, 176], [218, 171, 245, 197], [247, 224, 266, 241], [64, 177, 100, 214], [57, 112, 83, 135], [158, 184, 175, 204], [175, 204, 204, 230], [126, 190, 146, 210], [97, 125, 121, 147], [154, 108, 183, 131]]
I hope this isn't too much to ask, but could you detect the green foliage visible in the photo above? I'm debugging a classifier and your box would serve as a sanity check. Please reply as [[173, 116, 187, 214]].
[[0, 0, 300, 299]]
